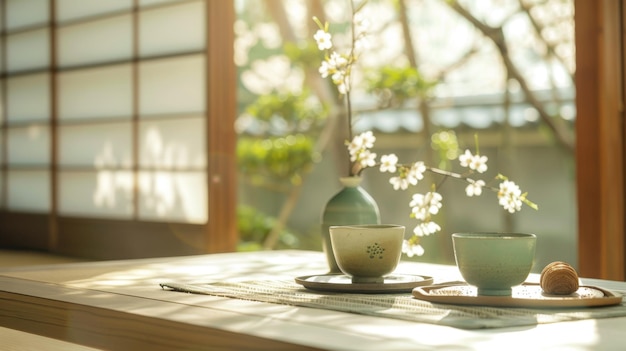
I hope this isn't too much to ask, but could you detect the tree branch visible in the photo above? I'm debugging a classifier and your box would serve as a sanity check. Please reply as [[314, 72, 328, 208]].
[[446, 1, 575, 153]]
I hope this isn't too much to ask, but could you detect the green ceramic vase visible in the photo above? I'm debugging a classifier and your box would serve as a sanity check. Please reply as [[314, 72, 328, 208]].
[[321, 177, 381, 273]]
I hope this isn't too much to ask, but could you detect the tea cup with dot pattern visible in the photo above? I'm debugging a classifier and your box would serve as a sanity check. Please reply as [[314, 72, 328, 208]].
[[329, 224, 405, 283]]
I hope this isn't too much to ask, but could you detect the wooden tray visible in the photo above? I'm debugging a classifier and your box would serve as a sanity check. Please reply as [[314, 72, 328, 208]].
[[295, 273, 433, 293], [413, 282, 623, 308]]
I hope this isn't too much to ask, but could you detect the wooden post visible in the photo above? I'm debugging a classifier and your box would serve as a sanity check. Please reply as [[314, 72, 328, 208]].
[[575, 0, 626, 280]]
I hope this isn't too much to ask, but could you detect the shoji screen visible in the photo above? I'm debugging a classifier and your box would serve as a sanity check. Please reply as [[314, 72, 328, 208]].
[[0, 0, 236, 258], [3, 0, 51, 213]]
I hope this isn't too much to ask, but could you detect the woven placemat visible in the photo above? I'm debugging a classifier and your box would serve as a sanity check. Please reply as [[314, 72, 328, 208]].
[[160, 279, 626, 330]]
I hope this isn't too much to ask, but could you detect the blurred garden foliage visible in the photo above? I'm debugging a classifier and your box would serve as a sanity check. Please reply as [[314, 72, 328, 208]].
[[234, 0, 575, 252]]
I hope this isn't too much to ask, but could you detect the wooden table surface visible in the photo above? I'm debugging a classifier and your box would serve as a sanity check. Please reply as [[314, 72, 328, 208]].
[[1, 250, 625, 351]]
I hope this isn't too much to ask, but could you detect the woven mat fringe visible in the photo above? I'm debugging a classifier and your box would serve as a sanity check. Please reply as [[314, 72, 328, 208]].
[[160, 279, 626, 330]]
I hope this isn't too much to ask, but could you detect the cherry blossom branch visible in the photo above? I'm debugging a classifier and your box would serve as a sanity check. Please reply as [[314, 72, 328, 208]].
[[313, 2, 538, 258]]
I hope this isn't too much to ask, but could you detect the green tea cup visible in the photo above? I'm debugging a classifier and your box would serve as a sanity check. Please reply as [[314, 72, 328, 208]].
[[452, 232, 537, 296]]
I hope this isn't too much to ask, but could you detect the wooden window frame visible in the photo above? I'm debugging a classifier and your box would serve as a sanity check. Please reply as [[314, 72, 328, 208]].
[[0, 0, 237, 259]]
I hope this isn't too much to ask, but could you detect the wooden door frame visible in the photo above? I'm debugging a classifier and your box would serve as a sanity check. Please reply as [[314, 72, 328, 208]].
[[575, 0, 626, 280], [205, 0, 238, 253]]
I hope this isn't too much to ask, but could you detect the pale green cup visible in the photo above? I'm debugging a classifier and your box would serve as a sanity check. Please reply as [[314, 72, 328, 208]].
[[330, 224, 405, 284], [452, 232, 537, 296]]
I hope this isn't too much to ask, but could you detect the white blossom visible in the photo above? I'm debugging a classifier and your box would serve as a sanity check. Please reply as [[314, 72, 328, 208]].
[[402, 240, 425, 257], [388, 162, 424, 190], [410, 192, 443, 221], [459, 149, 473, 168], [358, 149, 377, 168], [360, 131, 376, 149], [459, 149, 488, 173], [347, 137, 363, 157], [318, 60, 331, 78], [346, 132, 373, 157], [408, 162, 426, 183], [313, 29, 332, 50], [337, 80, 349, 94], [329, 51, 345, 67], [322, 52, 348, 77], [389, 176, 409, 190], [413, 221, 441, 236], [332, 70, 348, 93], [498, 180, 523, 213], [379, 154, 398, 173], [465, 179, 485, 197], [348, 132, 377, 169], [471, 154, 488, 173]]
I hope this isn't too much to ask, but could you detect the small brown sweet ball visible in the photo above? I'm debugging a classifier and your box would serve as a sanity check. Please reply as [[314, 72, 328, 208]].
[[540, 261, 580, 295]]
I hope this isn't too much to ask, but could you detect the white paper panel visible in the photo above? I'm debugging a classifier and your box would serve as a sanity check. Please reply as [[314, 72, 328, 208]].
[[58, 122, 132, 168], [139, 117, 205, 169], [140, 0, 187, 7], [58, 64, 132, 121], [6, 29, 50, 72], [6, 0, 49, 30], [56, 0, 132, 23], [139, 55, 205, 116], [139, 1, 205, 57], [7, 125, 50, 165], [57, 14, 132, 68], [58, 170, 133, 218], [7, 170, 50, 212], [7, 73, 50, 123], [138, 171, 207, 223]]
